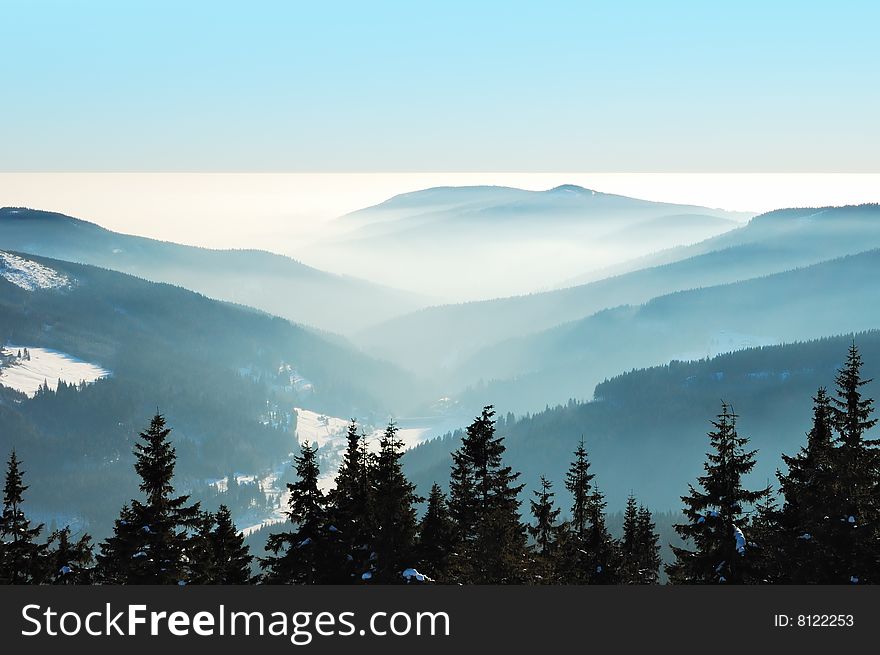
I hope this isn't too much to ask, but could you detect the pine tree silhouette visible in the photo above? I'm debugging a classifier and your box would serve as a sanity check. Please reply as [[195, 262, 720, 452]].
[[371, 421, 421, 583], [96, 414, 200, 584], [0, 451, 48, 584], [448, 406, 526, 583], [261, 441, 334, 584], [827, 343, 880, 583], [667, 402, 770, 584], [528, 475, 563, 583], [773, 387, 839, 582], [416, 483, 456, 582], [46, 526, 93, 584]]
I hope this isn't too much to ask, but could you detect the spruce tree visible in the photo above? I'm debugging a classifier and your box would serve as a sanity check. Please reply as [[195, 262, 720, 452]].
[[261, 441, 334, 584], [558, 438, 608, 583], [667, 403, 771, 584], [528, 476, 563, 583], [583, 486, 619, 584], [620, 494, 641, 584], [96, 414, 201, 584], [46, 527, 93, 584], [565, 438, 594, 538], [827, 344, 880, 583], [209, 505, 252, 584], [327, 419, 374, 580], [774, 387, 839, 583], [635, 504, 662, 585], [0, 451, 48, 584], [416, 483, 456, 582], [370, 421, 420, 583], [448, 406, 527, 583]]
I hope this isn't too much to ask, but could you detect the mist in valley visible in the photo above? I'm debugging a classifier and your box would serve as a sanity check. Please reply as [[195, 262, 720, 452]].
[[2, 175, 880, 549]]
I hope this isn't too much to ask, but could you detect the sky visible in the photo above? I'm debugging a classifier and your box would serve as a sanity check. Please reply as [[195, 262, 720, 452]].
[[1, 0, 879, 173]]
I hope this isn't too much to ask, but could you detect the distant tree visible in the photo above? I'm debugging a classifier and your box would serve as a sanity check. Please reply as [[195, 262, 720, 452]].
[[261, 441, 334, 584], [96, 414, 201, 584], [528, 476, 564, 583], [448, 406, 527, 584], [0, 451, 48, 584], [667, 403, 771, 584], [370, 421, 421, 583], [416, 483, 456, 582]]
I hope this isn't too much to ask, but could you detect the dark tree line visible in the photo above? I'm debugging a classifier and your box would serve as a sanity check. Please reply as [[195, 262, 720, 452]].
[[2, 344, 878, 584], [667, 343, 880, 584], [257, 406, 660, 584]]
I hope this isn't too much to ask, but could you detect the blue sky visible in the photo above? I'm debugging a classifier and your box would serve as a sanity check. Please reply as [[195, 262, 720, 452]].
[[1, 0, 878, 171]]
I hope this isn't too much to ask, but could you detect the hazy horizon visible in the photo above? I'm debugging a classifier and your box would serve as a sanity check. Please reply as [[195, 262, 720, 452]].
[[2, 173, 879, 257]]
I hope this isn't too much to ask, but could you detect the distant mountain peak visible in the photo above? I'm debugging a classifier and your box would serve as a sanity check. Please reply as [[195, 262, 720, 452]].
[[546, 184, 596, 195]]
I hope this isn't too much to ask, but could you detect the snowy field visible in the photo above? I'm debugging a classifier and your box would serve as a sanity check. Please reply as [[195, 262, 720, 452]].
[[0, 345, 110, 397], [0, 251, 70, 291]]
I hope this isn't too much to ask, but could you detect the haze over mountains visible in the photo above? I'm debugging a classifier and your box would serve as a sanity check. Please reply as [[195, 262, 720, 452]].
[[2, 186, 879, 534], [0, 207, 424, 335], [302, 185, 750, 300]]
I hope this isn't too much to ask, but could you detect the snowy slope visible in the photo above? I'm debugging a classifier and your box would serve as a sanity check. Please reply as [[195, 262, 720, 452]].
[[0, 251, 71, 291], [237, 409, 431, 536], [0, 345, 110, 397]]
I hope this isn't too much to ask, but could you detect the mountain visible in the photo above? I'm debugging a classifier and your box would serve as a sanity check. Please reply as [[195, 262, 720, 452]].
[[0, 207, 424, 335], [0, 249, 419, 533], [301, 185, 749, 300], [356, 204, 880, 376], [454, 249, 880, 412], [404, 331, 880, 514]]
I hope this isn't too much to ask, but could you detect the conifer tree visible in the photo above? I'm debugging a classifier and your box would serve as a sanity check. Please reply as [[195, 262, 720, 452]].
[[448, 406, 527, 583], [827, 344, 880, 583], [370, 421, 420, 583], [46, 527, 93, 584], [558, 439, 610, 583], [565, 438, 594, 539], [416, 483, 456, 582], [748, 494, 785, 584], [635, 505, 662, 584], [209, 505, 252, 584], [528, 476, 563, 583], [0, 451, 48, 584], [327, 419, 374, 579], [620, 494, 641, 584], [774, 387, 840, 583], [96, 414, 201, 584], [667, 403, 771, 584], [261, 441, 334, 584], [186, 511, 219, 584], [582, 486, 619, 584]]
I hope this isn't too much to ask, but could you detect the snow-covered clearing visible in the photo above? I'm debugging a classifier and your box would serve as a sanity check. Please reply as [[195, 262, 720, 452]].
[[0, 344, 110, 397], [0, 251, 71, 291]]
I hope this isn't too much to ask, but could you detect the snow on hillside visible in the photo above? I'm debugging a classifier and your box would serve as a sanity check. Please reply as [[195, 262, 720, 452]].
[[0, 251, 71, 291], [0, 345, 110, 397], [237, 409, 432, 536], [294, 408, 430, 491]]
